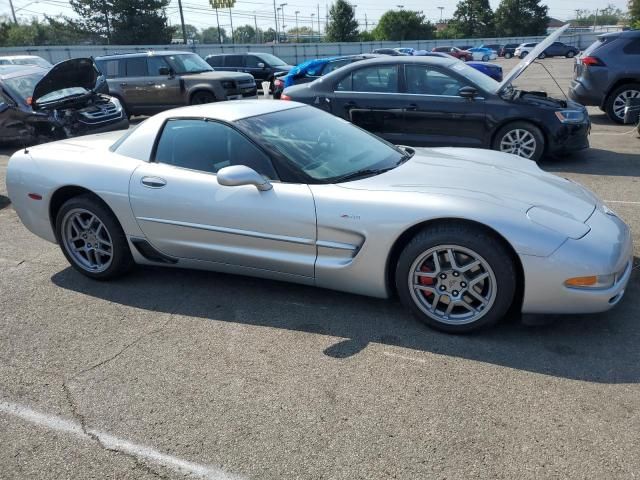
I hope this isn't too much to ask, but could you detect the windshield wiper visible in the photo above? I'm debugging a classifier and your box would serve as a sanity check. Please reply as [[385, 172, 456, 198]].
[[331, 166, 396, 183]]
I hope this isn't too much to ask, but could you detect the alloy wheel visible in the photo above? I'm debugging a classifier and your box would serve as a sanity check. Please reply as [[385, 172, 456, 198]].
[[61, 208, 113, 273], [612, 89, 640, 121], [499, 128, 537, 159], [408, 245, 497, 326]]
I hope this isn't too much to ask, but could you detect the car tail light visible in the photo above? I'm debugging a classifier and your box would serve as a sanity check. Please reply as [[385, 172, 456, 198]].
[[280, 94, 291, 101], [581, 56, 605, 67], [274, 79, 283, 87]]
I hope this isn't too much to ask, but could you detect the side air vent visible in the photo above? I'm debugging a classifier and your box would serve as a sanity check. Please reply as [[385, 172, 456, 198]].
[[130, 238, 178, 264]]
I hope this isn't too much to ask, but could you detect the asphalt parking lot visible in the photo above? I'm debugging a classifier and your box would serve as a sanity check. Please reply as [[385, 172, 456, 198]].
[[0, 57, 639, 479]]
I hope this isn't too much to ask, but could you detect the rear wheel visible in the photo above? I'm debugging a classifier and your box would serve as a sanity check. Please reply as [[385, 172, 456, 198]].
[[605, 83, 640, 124], [190, 91, 216, 105], [55, 194, 133, 280], [519, 52, 528, 59], [395, 224, 516, 333], [493, 121, 545, 162], [538, 52, 547, 59], [566, 51, 575, 58], [504, 52, 512, 59], [482, 54, 489, 61]]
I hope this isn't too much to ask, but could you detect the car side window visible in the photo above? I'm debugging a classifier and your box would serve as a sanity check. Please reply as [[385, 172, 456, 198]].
[[350, 65, 399, 93], [154, 119, 278, 179], [405, 65, 466, 96], [322, 59, 350, 75], [207, 56, 223, 67], [98, 59, 122, 78], [147, 56, 170, 75], [224, 55, 244, 67], [245, 55, 263, 67], [125, 58, 147, 77]]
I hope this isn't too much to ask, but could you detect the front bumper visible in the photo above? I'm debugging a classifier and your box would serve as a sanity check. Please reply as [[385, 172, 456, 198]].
[[521, 207, 633, 314], [547, 119, 590, 155]]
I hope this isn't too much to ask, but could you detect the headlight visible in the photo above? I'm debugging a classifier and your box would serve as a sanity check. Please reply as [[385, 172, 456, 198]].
[[564, 274, 615, 289], [221, 81, 235, 89], [555, 109, 586, 124], [109, 96, 121, 110]]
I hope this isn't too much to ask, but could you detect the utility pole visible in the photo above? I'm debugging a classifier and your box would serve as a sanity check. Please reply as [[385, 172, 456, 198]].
[[229, 7, 235, 43], [364, 13, 368, 32], [310, 13, 315, 39], [8, 0, 17, 24], [438, 6, 444, 22], [279, 3, 287, 40], [593, 8, 598, 30], [277, 7, 281, 41], [177, 0, 187, 44], [317, 3, 321, 39], [295, 11, 300, 42], [273, 0, 279, 43], [254, 13, 259, 43], [215, 7, 222, 43]]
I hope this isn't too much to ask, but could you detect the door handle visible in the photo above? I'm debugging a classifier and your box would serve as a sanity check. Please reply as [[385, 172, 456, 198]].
[[141, 177, 167, 188], [406, 103, 418, 111], [120, 82, 128, 87]]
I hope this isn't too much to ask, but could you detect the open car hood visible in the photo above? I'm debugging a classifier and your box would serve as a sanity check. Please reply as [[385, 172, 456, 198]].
[[496, 24, 570, 95], [32, 58, 99, 106]]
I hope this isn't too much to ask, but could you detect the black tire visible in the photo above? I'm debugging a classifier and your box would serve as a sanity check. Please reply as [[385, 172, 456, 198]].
[[504, 52, 512, 59], [395, 223, 516, 334], [519, 52, 528, 59], [55, 193, 133, 280], [492, 121, 545, 162], [482, 55, 489, 62], [538, 52, 546, 59], [605, 83, 640, 124], [566, 51, 575, 58], [190, 91, 216, 105]]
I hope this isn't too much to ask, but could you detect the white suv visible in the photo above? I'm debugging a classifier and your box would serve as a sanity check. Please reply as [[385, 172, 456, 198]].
[[514, 43, 538, 59]]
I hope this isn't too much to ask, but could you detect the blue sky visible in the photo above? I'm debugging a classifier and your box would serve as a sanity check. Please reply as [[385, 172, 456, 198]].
[[2, 0, 630, 33]]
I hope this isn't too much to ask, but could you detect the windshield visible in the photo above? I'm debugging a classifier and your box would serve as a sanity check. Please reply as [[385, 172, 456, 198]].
[[237, 106, 406, 183], [256, 53, 287, 67], [164, 53, 212, 74], [3, 72, 45, 102], [13, 57, 52, 68], [450, 62, 499, 93]]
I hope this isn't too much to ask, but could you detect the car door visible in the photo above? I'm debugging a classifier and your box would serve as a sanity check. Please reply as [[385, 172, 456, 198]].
[[401, 63, 486, 147], [128, 118, 317, 278], [223, 54, 245, 74], [145, 56, 182, 110], [329, 64, 408, 143], [119, 57, 151, 110], [244, 54, 268, 82]]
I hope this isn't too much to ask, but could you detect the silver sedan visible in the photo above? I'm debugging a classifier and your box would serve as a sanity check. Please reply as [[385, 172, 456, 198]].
[[6, 100, 633, 333]]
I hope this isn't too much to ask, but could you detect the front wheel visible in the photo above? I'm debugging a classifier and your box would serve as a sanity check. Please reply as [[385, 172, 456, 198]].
[[395, 224, 516, 333], [566, 51, 575, 58], [482, 54, 489, 62], [190, 91, 216, 105], [493, 121, 545, 162], [504, 52, 512, 59], [538, 52, 547, 59], [55, 194, 133, 280], [519, 52, 528, 59]]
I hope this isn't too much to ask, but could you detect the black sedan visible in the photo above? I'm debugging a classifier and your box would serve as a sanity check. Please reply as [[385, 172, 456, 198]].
[[281, 56, 590, 162]]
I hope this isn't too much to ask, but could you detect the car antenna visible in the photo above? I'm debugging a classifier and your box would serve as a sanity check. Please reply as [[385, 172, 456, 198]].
[[534, 60, 568, 102]]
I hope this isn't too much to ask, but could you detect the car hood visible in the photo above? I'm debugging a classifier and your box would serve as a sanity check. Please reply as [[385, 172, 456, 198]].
[[32, 58, 99, 106], [182, 71, 254, 81], [339, 147, 597, 222], [496, 24, 570, 95]]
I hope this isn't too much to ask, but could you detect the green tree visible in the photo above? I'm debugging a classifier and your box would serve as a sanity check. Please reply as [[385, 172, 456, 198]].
[[449, 0, 494, 38], [372, 10, 435, 41], [631, 0, 640, 26], [201, 26, 227, 44], [287, 26, 314, 42], [70, 0, 174, 44], [182, 24, 200, 42], [494, 0, 548, 36], [233, 24, 256, 43], [0, 15, 96, 46], [262, 27, 277, 42], [325, 0, 359, 42]]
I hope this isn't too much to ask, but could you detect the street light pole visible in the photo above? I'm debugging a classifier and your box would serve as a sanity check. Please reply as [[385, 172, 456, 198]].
[[273, 0, 279, 43], [8, 0, 17, 23], [438, 6, 444, 22], [279, 3, 287, 40], [229, 7, 235, 44], [215, 7, 222, 43], [310, 13, 315, 40], [295, 11, 300, 42]]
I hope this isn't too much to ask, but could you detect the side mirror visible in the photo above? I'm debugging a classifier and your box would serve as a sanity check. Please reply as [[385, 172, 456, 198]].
[[458, 86, 478, 99], [0, 102, 10, 113], [257, 62, 266, 69], [217, 165, 272, 191], [158, 66, 171, 76]]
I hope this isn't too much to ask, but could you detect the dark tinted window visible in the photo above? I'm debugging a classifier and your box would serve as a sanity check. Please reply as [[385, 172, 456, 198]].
[[97, 59, 122, 78], [405, 65, 467, 96], [623, 38, 640, 54], [224, 55, 244, 67], [350, 65, 398, 93], [322, 59, 351, 75], [245, 55, 263, 67], [125, 57, 147, 77], [147, 56, 170, 75], [434, 47, 450, 52], [154, 119, 277, 179], [207, 55, 223, 67]]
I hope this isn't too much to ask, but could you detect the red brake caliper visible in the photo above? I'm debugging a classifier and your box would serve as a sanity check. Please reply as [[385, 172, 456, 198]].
[[419, 265, 434, 298]]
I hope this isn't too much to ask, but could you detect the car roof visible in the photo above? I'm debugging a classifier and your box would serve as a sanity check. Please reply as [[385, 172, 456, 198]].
[[95, 51, 193, 60], [205, 52, 276, 57], [0, 65, 48, 80], [599, 29, 640, 39], [158, 99, 301, 122], [0, 55, 43, 60], [346, 55, 457, 67]]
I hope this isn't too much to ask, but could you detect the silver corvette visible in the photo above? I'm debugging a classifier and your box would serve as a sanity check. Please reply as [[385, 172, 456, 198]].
[[6, 100, 633, 332]]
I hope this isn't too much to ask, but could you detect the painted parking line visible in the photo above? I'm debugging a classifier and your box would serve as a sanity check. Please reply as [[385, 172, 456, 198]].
[[0, 400, 244, 480], [605, 200, 640, 205]]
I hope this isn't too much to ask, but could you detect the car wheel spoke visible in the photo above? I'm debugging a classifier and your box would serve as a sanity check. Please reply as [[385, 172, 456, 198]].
[[62, 208, 113, 274]]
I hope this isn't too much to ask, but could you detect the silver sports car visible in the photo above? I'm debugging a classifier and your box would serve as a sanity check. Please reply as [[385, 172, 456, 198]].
[[6, 100, 633, 333]]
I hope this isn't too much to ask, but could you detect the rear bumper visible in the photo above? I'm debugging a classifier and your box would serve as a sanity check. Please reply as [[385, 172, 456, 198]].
[[521, 207, 633, 314], [568, 79, 605, 107]]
